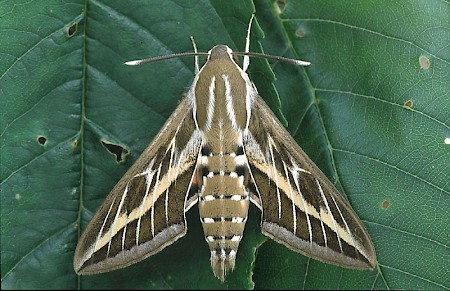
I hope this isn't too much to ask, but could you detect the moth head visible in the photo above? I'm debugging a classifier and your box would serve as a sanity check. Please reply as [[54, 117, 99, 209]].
[[207, 45, 240, 65]]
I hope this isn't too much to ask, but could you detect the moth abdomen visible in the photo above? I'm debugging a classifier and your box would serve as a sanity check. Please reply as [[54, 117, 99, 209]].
[[199, 195, 249, 281], [197, 145, 250, 281]]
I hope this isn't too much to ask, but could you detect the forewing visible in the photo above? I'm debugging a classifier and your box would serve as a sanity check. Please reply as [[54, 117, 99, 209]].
[[244, 95, 376, 269], [74, 97, 202, 274]]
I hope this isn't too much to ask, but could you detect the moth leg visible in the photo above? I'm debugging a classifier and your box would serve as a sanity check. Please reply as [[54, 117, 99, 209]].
[[249, 193, 262, 211], [243, 13, 255, 71], [184, 193, 198, 212], [190, 36, 199, 74]]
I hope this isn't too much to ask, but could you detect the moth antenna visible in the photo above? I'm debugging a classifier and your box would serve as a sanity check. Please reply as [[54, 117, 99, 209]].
[[124, 52, 208, 66], [125, 51, 310, 67], [233, 51, 311, 66]]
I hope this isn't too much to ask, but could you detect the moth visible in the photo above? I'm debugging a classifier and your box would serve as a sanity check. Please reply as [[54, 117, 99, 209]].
[[74, 15, 376, 281]]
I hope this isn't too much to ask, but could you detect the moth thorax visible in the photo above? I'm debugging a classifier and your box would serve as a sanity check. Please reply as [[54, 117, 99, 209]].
[[197, 144, 250, 281]]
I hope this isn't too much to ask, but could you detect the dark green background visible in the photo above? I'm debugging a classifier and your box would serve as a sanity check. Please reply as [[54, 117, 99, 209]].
[[1, 0, 449, 289]]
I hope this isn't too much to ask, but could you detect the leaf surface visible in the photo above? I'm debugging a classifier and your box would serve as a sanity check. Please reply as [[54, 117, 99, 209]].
[[1, 0, 448, 289]]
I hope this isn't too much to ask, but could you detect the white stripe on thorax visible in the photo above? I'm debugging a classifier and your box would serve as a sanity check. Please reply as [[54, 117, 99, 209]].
[[222, 74, 238, 129], [205, 76, 216, 131]]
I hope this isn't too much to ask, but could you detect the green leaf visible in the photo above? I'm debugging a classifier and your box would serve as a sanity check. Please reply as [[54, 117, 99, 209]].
[[1, 0, 448, 290], [252, 0, 450, 290]]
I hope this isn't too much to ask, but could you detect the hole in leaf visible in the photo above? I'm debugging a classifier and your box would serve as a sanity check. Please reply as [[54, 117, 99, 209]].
[[37, 136, 47, 145], [67, 23, 77, 37], [403, 100, 413, 109], [101, 140, 129, 163], [445, 138, 450, 145], [419, 55, 430, 69], [382, 200, 390, 209]]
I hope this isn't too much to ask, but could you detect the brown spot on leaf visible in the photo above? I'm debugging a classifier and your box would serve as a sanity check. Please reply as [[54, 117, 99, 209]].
[[295, 28, 305, 38], [419, 55, 430, 69], [382, 200, 390, 209], [403, 100, 413, 109], [72, 139, 78, 149]]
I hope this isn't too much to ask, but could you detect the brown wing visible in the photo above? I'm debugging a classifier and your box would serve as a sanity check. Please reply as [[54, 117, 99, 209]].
[[74, 97, 202, 274], [244, 95, 376, 269]]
